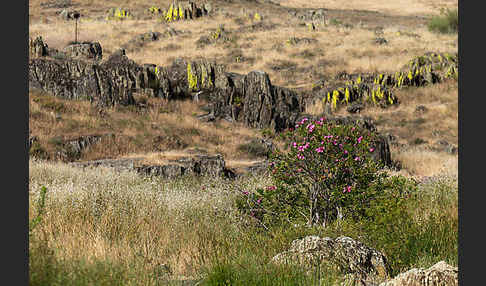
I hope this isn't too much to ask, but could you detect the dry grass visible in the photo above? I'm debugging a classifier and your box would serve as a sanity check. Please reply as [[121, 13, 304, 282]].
[[276, 0, 457, 17], [392, 147, 458, 177], [29, 158, 273, 279], [29, 91, 265, 162]]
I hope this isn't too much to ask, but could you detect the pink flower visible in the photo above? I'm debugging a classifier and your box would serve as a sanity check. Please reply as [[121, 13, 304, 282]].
[[344, 150, 348, 154], [307, 124, 315, 133], [369, 147, 375, 152], [257, 199, 262, 204], [266, 186, 277, 191], [357, 136, 363, 144], [292, 142, 297, 148], [297, 154, 305, 160], [297, 168, 303, 172], [354, 156, 360, 161], [315, 146, 324, 153], [343, 186, 352, 193]]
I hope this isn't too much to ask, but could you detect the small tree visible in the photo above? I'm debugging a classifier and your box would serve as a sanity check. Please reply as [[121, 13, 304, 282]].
[[237, 117, 388, 227]]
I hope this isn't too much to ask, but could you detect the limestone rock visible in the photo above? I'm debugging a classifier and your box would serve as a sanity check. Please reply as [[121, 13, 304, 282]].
[[273, 236, 390, 282], [379, 261, 458, 286]]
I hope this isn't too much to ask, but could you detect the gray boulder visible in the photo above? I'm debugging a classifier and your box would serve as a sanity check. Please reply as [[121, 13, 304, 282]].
[[379, 261, 458, 286], [272, 236, 390, 283]]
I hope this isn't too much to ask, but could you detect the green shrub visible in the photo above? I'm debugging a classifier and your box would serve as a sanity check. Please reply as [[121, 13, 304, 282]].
[[428, 8, 458, 34], [236, 117, 388, 228]]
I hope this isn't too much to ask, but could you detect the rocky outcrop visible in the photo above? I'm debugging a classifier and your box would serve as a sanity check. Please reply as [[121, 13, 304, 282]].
[[379, 261, 458, 286], [63, 42, 102, 61], [207, 70, 302, 132], [136, 154, 227, 178], [56, 134, 113, 161], [29, 57, 135, 107], [164, 1, 211, 23], [29, 38, 303, 130], [69, 154, 234, 179], [106, 8, 132, 20], [29, 36, 49, 59], [313, 52, 457, 110], [273, 236, 390, 283]]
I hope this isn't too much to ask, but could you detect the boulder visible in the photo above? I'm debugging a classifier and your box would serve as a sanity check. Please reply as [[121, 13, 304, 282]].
[[63, 42, 102, 61], [272, 236, 390, 283], [379, 261, 458, 286]]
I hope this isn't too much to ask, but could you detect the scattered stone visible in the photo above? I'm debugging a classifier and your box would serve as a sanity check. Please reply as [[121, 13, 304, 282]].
[[379, 261, 458, 286], [121, 31, 162, 52], [375, 37, 388, 45], [285, 36, 318, 46], [197, 112, 216, 122], [40, 0, 72, 9], [272, 236, 390, 283], [415, 105, 428, 114], [347, 102, 364, 113], [288, 8, 327, 24], [435, 140, 458, 154]]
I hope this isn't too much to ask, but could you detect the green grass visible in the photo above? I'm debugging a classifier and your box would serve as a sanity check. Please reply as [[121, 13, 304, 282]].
[[29, 160, 457, 285], [428, 9, 458, 34]]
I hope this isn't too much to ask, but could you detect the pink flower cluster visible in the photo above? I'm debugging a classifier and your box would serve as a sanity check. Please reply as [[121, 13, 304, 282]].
[[307, 123, 315, 133], [343, 186, 352, 193], [315, 146, 324, 153], [298, 142, 310, 151], [266, 186, 277, 191], [295, 117, 309, 128]]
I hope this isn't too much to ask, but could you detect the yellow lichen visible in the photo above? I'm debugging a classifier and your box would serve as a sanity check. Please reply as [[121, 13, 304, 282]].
[[187, 62, 198, 91]]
